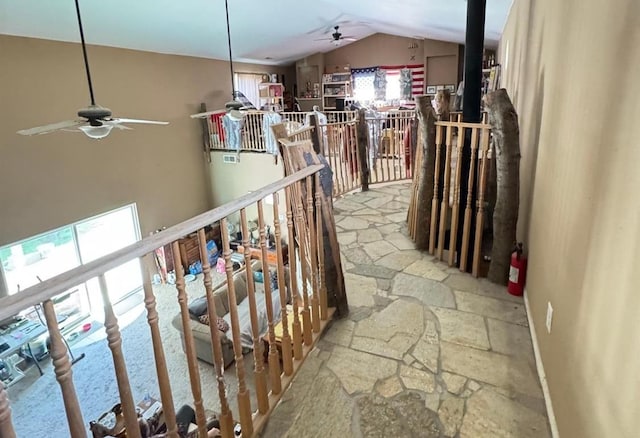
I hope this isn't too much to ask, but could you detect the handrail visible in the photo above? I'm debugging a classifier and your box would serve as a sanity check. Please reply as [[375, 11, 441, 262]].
[[0, 164, 324, 320], [435, 121, 491, 129]]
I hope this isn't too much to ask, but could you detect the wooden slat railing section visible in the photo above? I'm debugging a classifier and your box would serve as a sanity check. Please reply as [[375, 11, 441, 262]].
[[0, 163, 337, 438], [323, 120, 361, 197], [364, 110, 416, 186], [201, 110, 357, 152], [414, 119, 493, 277]]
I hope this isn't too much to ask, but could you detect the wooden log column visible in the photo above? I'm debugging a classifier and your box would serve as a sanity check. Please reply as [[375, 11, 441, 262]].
[[485, 89, 521, 284], [413, 95, 438, 251], [356, 108, 370, 191]]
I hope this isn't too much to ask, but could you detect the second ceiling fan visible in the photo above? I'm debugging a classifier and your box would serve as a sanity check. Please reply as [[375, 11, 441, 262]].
[[17, 0, 168, 139], [316, 26, 357, 46]]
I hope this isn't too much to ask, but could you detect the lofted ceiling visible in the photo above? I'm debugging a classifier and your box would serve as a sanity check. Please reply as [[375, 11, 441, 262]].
[[0, 0, 512, 65]]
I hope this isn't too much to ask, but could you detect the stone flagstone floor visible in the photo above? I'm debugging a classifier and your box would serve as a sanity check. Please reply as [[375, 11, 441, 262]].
[[261, 183, 550, 438]]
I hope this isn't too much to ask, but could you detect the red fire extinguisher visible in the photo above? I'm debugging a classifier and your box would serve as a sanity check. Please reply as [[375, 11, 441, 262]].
[[508, 242, 527, 296]]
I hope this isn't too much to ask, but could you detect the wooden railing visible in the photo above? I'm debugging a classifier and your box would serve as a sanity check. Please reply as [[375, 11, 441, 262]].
[[0, 164, 340, 438], [364, 110, 416, 185], [193, 110, 357, 152], [408, 119, 493, 277]]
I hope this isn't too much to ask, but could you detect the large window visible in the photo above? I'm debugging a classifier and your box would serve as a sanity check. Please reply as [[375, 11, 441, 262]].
[[0, 204, 142, 313], [234, 72, 263, 109]]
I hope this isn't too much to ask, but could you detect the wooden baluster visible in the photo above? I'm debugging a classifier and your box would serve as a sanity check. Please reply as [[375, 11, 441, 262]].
[[219, 220, 253, 436], [294, 180, 313, 346], [140, 256, 179, 438], [171, 243, 207, 437], [257, 201, 282, 395], [306, 177, 321, 333], [430, 125, 444, 254], [285, 186, 303, 360], [429, 125, 443, 254], [196, 231, 235, 437], [393, 114, 399, 181], [460, 128, 480, 272], [448, 127, 466, 266], [315, 173, 329, 321], [473, 128, 491, 277], [437, 125, 454, 260], [272, 193, 294, 376], [41, 300, 85, 438], [236, 212, 269, 415], [97, 275, 142, 438], [0, 371, 16, 438]]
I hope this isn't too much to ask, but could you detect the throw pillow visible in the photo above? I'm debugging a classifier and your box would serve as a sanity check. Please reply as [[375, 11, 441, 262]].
[[198, 314, 230, 333]]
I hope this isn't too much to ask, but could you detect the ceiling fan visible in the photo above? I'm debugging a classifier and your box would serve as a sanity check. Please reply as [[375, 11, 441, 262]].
[[17, 0, 168, 139], [316, 26, 357, 47]]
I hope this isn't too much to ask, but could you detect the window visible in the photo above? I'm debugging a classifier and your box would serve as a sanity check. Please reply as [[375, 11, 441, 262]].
[[234, 73, 263, 109], [0, 204, 142, 310], [353, 73, 375, 102], [385, 72, 401, 101]]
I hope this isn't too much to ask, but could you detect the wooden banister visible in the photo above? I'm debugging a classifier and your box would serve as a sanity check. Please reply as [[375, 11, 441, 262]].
[[0, 165, 324, 321]]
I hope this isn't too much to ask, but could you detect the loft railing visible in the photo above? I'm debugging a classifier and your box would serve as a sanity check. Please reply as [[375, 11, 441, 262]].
[[192, 110, 358, 152], [0, 164, 340, 438]]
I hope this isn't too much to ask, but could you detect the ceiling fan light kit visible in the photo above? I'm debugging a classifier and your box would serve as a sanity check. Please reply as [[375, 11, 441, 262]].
[[17, 0, 168, 139]]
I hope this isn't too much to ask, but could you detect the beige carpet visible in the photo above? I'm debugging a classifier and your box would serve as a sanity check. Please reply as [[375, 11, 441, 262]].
[[8, 270, 268, 436]]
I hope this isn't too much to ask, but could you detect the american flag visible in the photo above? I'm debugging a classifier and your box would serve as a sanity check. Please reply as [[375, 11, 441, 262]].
[[379, 64, 425, 97]]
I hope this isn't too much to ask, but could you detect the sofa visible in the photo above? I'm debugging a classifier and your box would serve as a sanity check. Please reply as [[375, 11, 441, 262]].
[[172, 261, 289, 368]]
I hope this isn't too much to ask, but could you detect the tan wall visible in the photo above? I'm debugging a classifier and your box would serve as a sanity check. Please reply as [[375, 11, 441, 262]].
[[324, 33, 425, 68], [0, 35, 290, 246], [208, 152, 286, 237], [500, 0, 640, 436], [322, 33, 459, 89]]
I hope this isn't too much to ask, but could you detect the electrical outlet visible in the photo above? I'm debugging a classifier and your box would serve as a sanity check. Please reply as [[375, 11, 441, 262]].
[[546, 302, 553, 333]]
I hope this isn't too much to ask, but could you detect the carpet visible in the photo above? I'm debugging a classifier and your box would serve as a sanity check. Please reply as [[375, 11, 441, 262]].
[[7, 272, 262, 437]]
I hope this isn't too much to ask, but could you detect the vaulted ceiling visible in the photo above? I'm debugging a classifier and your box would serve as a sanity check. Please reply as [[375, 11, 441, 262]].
[[0, 0, 512, 65]]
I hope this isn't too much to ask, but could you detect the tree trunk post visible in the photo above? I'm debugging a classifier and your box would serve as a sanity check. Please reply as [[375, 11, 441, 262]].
[[414, 96, 438, 250], [356, 109, 370, 191], [485, 89, 521, 284]]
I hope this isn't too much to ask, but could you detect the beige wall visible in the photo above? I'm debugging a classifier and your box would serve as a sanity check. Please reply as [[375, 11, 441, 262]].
[[322, 33, 459, 90], [208, 152, 286, 237], [0, 35, 290, 247], [500, 0, 640, 436]]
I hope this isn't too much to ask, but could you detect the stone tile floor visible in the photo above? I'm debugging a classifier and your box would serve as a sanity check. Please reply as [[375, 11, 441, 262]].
[[261, 183, 550, 438]]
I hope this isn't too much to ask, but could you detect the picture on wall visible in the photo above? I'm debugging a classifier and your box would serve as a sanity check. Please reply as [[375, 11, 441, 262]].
[[436, 85, 445, 91], [426, 86, 437, 94], [445, 84, 456, 92]]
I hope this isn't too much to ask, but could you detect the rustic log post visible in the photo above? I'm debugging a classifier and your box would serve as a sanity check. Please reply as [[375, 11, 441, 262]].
[[485, 89, 521, 284], [413, 96, 438, 250], [356, 108, 370, 191]]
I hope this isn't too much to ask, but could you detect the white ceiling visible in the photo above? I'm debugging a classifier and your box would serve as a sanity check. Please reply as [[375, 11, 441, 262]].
[[0, 0, 511, 65]]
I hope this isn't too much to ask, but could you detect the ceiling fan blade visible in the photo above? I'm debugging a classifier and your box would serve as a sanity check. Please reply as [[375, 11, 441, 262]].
[[342, 37, 357, 41], [111, 123, 134, 130], [110, 118, 169, 125], [17, 119, 86, 136]]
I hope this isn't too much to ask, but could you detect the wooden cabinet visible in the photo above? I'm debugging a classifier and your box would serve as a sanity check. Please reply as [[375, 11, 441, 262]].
[[259, 82, 284, 111], [163, 225, 221, 274], [322, 72, 351, 110]]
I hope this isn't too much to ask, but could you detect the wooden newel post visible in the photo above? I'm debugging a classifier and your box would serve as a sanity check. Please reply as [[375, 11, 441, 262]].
[[356, 108, 370, 191], [413, 96, 438, 250], [485, 89, 521, 284]]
